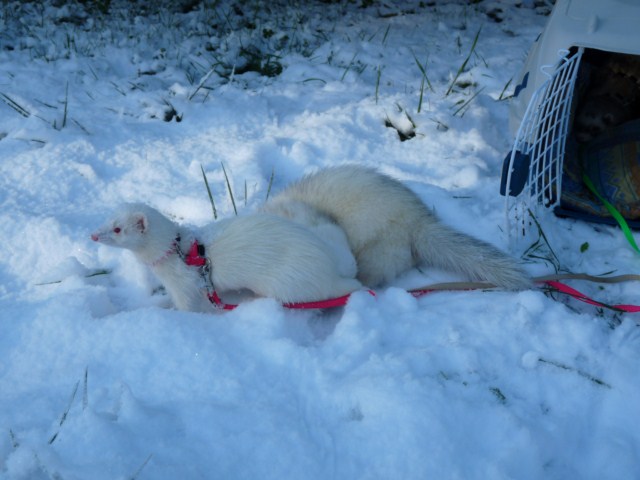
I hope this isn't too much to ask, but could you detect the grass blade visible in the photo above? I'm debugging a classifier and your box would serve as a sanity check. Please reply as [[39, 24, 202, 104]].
[[375, 65, 383, 105], [382, 24, 391, 46], [189, 65, 217, 101], [340, 52, 358, 81], [410, 49, 433, 91], [538, 358, 611, 388], [452, 86, 485, 117], [82, 367, 88, 411], [49, 380, 80, 444], [1, 92, 31, 117], [410, 49, 433, 113], [498, 76, 513, 101], [220, 162, 237, 216], [200, 164, 217, 220], [265, 167, 275, 201], [61, 82, 69, 129], [129, 454, 153, 480], [446, 27, 481, 96], [527, 208, 560, 270], [35, 269, 111, 286]]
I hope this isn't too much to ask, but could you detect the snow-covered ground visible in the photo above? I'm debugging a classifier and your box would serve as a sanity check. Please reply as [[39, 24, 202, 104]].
[[1, 1, 639, 479]]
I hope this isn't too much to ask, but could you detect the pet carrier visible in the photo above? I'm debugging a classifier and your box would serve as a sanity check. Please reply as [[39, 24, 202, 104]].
[[501, 0, 640, 237]]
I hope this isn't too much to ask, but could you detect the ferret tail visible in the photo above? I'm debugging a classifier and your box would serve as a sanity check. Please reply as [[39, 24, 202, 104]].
[[413, 215, 532, 290]]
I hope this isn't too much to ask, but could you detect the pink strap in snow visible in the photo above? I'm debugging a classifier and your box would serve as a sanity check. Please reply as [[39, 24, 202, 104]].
[[206, 282, 640, 313], [543, 280, 640, 313]]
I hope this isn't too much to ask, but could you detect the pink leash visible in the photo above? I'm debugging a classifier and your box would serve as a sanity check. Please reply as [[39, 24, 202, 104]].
[[184, 239, 640, 313], [207, 281, 640, 313], [542, 280, 640, 313], [207, 290, 376, 311]]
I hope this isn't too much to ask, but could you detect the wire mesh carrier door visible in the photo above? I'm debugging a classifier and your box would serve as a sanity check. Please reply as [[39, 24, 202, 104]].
[[501, 47, 584, 239]]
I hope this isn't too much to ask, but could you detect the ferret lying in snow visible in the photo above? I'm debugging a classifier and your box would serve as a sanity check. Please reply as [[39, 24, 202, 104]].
[[91, 204, 362, 311], [264, 165, 531, 290], [92, 166, 530, 311]]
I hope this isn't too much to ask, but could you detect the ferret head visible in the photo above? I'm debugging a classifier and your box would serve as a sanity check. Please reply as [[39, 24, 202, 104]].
[[90, 203, 177, 255], [91, 206, 150, 251]]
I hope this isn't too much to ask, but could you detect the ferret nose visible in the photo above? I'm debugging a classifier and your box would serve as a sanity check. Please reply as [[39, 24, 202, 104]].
[[91, 234, 99, 242]]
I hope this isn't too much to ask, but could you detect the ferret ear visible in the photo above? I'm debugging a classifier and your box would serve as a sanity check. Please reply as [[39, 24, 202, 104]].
[[134, 214, 148, 234]]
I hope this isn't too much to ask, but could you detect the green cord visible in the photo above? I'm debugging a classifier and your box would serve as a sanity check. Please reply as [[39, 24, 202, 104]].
[[582, 173, 640, 254]]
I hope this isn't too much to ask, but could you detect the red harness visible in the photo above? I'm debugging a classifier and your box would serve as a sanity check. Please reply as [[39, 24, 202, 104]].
[[181, 239, 375, 310], [181, 239, 640, 314], [181, 240, 236, 310], [183, 241, 207, 268]]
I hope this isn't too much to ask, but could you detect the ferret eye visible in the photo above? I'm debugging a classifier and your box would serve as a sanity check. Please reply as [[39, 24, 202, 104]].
[[113, 227, 122, 234]]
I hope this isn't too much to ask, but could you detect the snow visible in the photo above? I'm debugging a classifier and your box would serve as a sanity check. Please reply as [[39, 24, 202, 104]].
[[1, 1, 639, 479]]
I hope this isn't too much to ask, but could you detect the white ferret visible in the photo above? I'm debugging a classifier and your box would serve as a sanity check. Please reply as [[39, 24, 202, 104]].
[[263, 165, 531, 290], [91, 204, 362, 311]]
